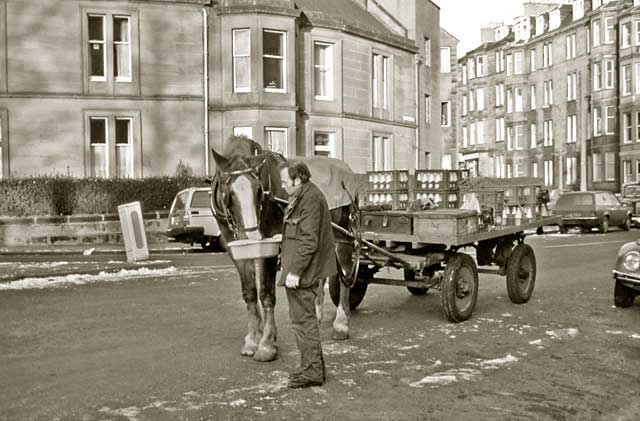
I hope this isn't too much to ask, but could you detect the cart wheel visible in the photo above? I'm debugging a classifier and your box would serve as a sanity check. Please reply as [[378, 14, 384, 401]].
[[404, 269, 429, 295], [614, 280, 636, 308], [506, 243, 536, 304], [329, 275, 368, 310], [440, 253, 478, 323]]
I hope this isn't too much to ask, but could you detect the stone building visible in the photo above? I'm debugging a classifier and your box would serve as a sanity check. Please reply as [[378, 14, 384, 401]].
[[457, 0, 640, 192], [439, 28, 459, 169], [0, 0, 443, 178]]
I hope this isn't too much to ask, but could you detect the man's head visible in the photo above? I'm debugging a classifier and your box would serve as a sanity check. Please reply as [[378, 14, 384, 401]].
[[280, 160, 311, 195]]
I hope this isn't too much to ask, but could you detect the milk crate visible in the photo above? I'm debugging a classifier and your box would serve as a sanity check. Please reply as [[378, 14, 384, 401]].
[[367, 170, 410, 190], [365, 190, 411, 210], [462, 190, 505, 216], [518, 185, 542, 205], [414, 170, 449, 190], [414, 190, 460, 209]]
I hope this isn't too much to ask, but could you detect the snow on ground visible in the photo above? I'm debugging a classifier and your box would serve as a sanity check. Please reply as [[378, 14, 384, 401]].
[[0, 267, 177, 290]]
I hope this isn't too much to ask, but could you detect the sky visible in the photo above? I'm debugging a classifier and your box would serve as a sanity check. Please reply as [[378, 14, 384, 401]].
[[439, 0, 527, 58]]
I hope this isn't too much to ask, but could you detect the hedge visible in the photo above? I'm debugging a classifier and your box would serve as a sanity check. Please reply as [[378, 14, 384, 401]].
[[0, 176, 209, 217]]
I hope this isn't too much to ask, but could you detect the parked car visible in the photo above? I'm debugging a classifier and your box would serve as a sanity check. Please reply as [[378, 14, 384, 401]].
[[553, 191, 632, 234], [547, 188, 572, 212], [167, 187, 224, 251], [612, 240, 640, 307], [620, 182, 640, 227]]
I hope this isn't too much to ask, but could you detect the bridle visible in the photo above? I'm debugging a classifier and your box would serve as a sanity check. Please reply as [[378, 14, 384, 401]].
[[211, 154, 287, 240]]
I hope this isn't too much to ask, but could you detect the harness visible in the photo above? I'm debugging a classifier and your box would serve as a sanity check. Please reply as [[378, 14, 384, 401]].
[[211, 154, 287, 240]]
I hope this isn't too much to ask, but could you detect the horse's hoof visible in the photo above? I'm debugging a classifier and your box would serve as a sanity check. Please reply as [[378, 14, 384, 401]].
[[241, 346, 256, 357], [253, 346, 277, 362], [332, 330, 349, 341]]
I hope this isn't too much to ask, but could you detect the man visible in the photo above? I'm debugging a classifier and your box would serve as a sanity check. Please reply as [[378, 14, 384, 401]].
[[278, 159, 337, 389]]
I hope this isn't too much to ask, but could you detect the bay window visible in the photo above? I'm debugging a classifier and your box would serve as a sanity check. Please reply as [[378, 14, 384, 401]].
[[373, 135, 393, 170], [263, 30, 286, 92], [313, 131, 335, 157], [314, 42, 334, 100], [265, 127, 288, 155], [233, 29, 251, 92]]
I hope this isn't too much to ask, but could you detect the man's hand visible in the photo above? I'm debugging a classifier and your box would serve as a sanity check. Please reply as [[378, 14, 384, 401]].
[[285, 273, 300, 289]]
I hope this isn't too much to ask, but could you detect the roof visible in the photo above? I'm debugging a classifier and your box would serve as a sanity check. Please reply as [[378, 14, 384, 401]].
[[295, 0, 399, 40], [440, 27, 460, 42]]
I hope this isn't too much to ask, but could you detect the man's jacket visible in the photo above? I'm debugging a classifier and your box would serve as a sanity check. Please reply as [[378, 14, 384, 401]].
[[279, 181, 337, 288]]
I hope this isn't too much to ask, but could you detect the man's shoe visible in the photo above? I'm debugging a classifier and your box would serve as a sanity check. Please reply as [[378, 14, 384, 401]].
[[288, 370, 303, 380], [287, 376, 323, 389]]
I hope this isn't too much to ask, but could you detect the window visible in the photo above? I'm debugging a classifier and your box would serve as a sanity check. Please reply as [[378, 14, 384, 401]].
[[530, 123, 537, 148], [263, 30, 286, 92], [234, 126, 253, 138], [88, 15, 106, 81], [425, 94, 431, 123], [506, 89, 513, 113], [593, 152, 602, 181], [233, 29, 251, 92], [468, 57, 476, 79], [636, 63, 640, 94], [544, 159, 554, 186], [477, 120, 485, 144], [624, 113, 632, 143], [469, 90, 475, 112], [506, 53, 513, 76], [593, 19, 601, 47], [587, 27, 591, 53], [637, 111, 640, 141], [496, 118, 505, 142], [530, 49, 536, 72], [373, 135, 393, 170], [441, 102, 451, 126], [441, 154, 452, 170], [495, 155, 505, 178], [636, 21, 640, 45], [515, 162, 525, 177], [470, 122, 477, 145], [515, 125, 524, 150], [507, 163, 512, 179], [593, 62, 602, 91], [624, 160, 632, 183], [567, 115, 577, 143], [515, 88, 523, 112], [462, 126, 468, 147], [567, 73, 576, 100], [530, 85, 536, 110], [605, 105, 616, 134], [532, 161, 539, 178], [594, 107, 602, 136], [507, 126, 513, 150], [265, 127, 288, 155], [314, 42, 334, 100], [462, 95, 467, 115], [425, 38, 431, 67], [605, 60, 615, 89], [0, 110, 6, 178], [313, 131, 335, 157], [495, 84, 504, 107], [544, 120, 553, 146], [514, 51, 524, 74], [623, 64, 632, 95], [566, 157, 577, 185], [86, 113, 139, 178], [113, 16, 131, 81], [440, 47, 451, 73], [543, 42, 553, 67], [565, 33, 576, 60], [605, 151, 615, 181], [605, 17, 616, 44], [477, 55, 485, 77], [462, 65, 467, 85], [372, 53, 390, 110], [543, 80, 553, 106], [495, 50, 504, 73], [622, 22, 632, 48], [477, 88, 485, 111]]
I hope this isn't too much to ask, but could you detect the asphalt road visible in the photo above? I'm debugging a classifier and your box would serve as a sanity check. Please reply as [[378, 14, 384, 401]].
[[1, 230, 640, 420]]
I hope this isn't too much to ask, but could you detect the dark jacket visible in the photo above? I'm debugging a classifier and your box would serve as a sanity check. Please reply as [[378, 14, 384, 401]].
[[279, 181, 337, 288]]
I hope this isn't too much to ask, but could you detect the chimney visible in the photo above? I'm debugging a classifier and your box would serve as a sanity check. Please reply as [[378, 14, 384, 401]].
[[481, 27, 496, 43]]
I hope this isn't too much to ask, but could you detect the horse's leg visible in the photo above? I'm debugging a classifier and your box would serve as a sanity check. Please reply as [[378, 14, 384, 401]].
[[332, 277, 351, 340], [253, 256, 278, 362], [315, 277, 326, 323], [238, 261, 263, 357]]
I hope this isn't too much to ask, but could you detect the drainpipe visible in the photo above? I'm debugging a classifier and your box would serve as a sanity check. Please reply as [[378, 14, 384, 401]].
[[415, 54, 420, 170], [579, 69, 587, 191], [203, 8, 210, 176]]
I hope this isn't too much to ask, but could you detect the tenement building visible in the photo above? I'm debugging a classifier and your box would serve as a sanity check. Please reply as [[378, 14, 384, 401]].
[[0, 0, 443, 178], [457, 0, 640, 192]]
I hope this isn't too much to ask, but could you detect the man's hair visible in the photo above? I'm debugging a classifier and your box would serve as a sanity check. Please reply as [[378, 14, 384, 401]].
[[280, 160, 311, 183]]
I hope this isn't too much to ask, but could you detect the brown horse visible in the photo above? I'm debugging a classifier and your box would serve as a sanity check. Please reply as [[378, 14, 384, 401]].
[[210, 136, 357, 362]]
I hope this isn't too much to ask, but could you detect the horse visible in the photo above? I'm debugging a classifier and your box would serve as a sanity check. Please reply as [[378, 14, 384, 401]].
[[210, 135, 357, 362]]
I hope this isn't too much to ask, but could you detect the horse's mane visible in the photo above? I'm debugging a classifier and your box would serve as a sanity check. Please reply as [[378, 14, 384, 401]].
[[223, 135, 264, 163]]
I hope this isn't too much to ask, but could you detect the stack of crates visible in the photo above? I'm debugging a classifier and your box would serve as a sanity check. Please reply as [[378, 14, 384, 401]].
[[365, 170, 411, 210], [413, 170, 462, 209]]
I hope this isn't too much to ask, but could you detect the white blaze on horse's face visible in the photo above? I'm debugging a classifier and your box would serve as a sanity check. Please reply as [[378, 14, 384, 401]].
[[230, 175, 262, 240]]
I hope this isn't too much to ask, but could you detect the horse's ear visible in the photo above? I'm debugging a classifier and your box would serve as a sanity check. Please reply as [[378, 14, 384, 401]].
[[211, 148, 230, 172]]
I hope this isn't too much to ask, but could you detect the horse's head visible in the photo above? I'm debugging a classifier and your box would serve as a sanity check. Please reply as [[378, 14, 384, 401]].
[[212, 146, 287, 241]]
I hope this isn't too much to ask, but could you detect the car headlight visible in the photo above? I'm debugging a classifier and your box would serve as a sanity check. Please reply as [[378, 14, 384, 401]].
[[623, 251, 640, 272]]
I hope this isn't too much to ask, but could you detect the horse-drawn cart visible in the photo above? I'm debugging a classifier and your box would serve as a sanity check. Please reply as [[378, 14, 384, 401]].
[[330, 208, 559, 323]]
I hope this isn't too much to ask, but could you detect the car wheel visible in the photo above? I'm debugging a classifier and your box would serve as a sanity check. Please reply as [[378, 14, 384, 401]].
[[559, 224, 568, 234], [621, 216, 632, 231], [599, 217, 609, 233], [614, 280, 636, 308]]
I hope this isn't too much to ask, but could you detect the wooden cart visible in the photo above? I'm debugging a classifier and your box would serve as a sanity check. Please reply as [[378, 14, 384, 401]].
[[330, 208, 559, 323]]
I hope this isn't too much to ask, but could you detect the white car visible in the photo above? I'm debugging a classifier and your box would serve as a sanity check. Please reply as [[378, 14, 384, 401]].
[[167, 187, 224, 251]]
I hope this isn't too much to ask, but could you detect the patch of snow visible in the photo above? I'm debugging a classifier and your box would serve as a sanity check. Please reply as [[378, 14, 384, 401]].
[[339, 379, 356, 387], [0, 267, 177, 290], [501, 313, 513, 317], [606, 330, 624, 335], [409, 374, 458, 387], [546, 328, 579, 339], [17, 262, 69, 269], [476, 354, 519, 368], [631, 334, 640, 339], [323, 343, 361, 355], [396, 344, 419, 351], [432, 360, 442, 367], [229, 399, 246, 407], [529, 339, 543, 346], [83, 248, 95, 256], [98, 406, 140, 421], [365, 369, 389, 375]]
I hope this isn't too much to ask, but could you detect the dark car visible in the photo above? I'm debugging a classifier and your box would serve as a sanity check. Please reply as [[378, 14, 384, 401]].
[[612, 240, 640, 307], [620, 182, 640, 227], [554, 191, 632, 234], [167, 187, 224, 251]]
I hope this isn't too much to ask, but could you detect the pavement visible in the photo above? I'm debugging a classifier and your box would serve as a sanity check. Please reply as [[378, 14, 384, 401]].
[[0, 241, 202, 256]]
